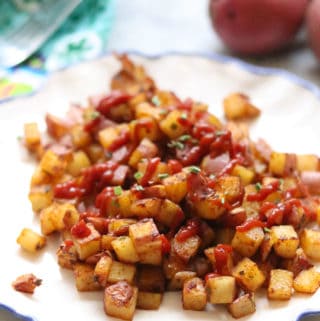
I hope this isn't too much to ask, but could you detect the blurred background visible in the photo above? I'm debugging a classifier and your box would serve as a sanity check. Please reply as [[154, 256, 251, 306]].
[[0, 0, 319, 102]]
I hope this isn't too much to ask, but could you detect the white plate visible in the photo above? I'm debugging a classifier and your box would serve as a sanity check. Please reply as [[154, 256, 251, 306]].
[[1, 53, 320, 321]]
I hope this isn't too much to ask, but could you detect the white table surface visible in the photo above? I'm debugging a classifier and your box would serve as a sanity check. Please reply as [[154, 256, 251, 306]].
[[1, 1, 319, 320]]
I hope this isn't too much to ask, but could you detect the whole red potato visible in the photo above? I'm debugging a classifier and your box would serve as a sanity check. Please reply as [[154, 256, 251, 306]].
[[209, 0, 308, 55], [306, 0, 320, 61]]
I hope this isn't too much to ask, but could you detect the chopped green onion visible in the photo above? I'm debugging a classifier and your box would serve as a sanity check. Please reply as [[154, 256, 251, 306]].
[[221, 197, 225, 204], [255, 182, 262, 191], [158, 173, 169, 179], [215, 130, 225, 136], [209, 174, 216, 179], [178, 134, 191, 142], [189, 166, 201, 174], [264, 227, 271, 233], [151, 96, 161, 106], [113, 186, 123, 196], [159, 109, 168, 115], [90, 111, 100, 120], [180, 112, 188, 120], [135, 184, 144, 191], [134, 171, 143, 180], [168, 140, 184, 150]]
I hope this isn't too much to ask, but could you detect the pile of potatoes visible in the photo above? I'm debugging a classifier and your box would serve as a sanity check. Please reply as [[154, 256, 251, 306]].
[[209, 0, 320, 61]]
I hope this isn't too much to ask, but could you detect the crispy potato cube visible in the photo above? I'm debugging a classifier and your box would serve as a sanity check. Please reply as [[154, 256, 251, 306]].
[[30, 166, 51, 186], [269, 152, 286, 176], [260, 232, 274, 262], [129, 117, 161, 142], [107, 261, 136, 284], [40, 202, 79, 235], [193, 195, 225, 220], [67, 151, 91, 177], [85, 143, 105, 163], [24, 122, 41, 151], [172, 235, 201, 262], [39, 149, 68, 177], [159, 110, 187, 139], [108, 219, 137, 235], [130, 198, 162, 219], [99, 125, 125, 150], [94, 255, 113, 287], [168, 271, 197, 291], [137, 266, 165, 293], [70, 124, 91, 148], [231, 227, 264, 257], [118, 190, 139, 218], [182, 277, 206, 311], [101, 234, 116, 251], [128, 138, 158, 168], [232, 258, 265, 292], [16, 228, 46, 253], [137, 292, 162, 310], [135, 102, 163, 120], [296, 154, 319, 172], [162, 171, 188, 203], [45, 113, 69, 139], [271, 225, 299, 259], [228, 293, 256, 318], [28, 185, 53, 212], [223, 93, 260, 120], [293, 267, 320, 294], [300, 229, 320, 261], [268, 269, 293, 300], [112, 236, 139, 263], [136, 160, 168, 186], [231, 165, 255, 185], [207, 276, 236, 304], [157, 199, 184, 227], [72, 223, 101, 260], [74, 263, 101, 291], [56, 241, 77, 269], [129, 219, 162, 265], [104, 281, 138, 321], [215, 176, 243, 204]]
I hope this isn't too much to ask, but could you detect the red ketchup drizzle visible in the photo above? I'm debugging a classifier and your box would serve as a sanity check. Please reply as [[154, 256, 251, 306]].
[[218, 158, 240, 177], [140, 157, 160, 186], [95, 186, 116, 216], [133, 119, 154, 142], [108, 131, 130, 152], [84, 115, 101, 133], [96, 91, 132, 116], [214, 244, 233, 275], [159, 234, 171, 254], [175, 219, 201, 242], [71, 220, 91, 238], [210, 131, 233, 158], [63, 240, 74, 250], [187, 172, 212, 202], [177, 145, 202, 166], [246, 180, 280, 202], [168, 159, 183, 174], [236, 219, 265, 232], [54, 180, 84, 199]]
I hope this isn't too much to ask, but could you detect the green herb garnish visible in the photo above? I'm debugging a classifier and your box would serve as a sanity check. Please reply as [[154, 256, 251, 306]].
[[168, 140, 184, 150], [264, 227, 271, 233], [151, 96, 161, 106], [113, 186, 123, 196], [90, 111, 100, 120], [189, 166, 201, 174], [255, 182, 262, 191], [180, 112, 188, 120], [178, 134, 191, 142], [134, 171, 143, 180], [135, 184, 144, 191], [158, 173, 169, 179]]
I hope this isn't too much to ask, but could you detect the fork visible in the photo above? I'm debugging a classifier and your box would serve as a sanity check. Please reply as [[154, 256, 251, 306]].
[[0, 0, 81, 68]]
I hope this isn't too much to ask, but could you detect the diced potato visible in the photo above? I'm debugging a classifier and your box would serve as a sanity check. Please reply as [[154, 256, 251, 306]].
[[231, 165, 255, 185], [129, 117, 161, 142], [128, 138, 158, 168], [215, 176, 243, 205], [157, 199, 184, 227], [232, 258, 265, 292], [228, 293, 256, 318], [108, 218, 137, 235], [72, 223, 101, 260], [231, 227, 264, 257], [94, 255, 113, 287], [70, 124, 91, 148], [267, 269, 293, 300], [293, 267, 320, 294], [74, 263, 101, 291], [112, 236, 139, 263], [204, 246, 233, 275], [135, 102, 164, 121], [223, 93, 260, 120], [172, 235, 201, 262], [215, 228, 235, 245], [269, 152, 286, 176], [296, 154, 319, 172], [30, 166, 51, 186], [56, 241, 78, 269], [101, 234, 116, 251], [118, 190, 139, 218], [159, 110, 187, 139], [300, 229, 320, 261], [193, 195, 225, 220], [168, 271, 197, 291], [207, 276, 236, 304], [40, 202, 79, 235], [99, 124, 129, 149], [107, 261, 136, 284], [162, 171, 188, 203], [182, 277, 206, 311], [45, 113, 70, 139], [104, 281, 138, 321], [260, 232, 274, 262], [16, 228, 46, 253], [137, 292, 162, 310], [67, 151, 91, 177], [129, 219, 162, 265], [130, 198, 162, 219], [39, 150, 68, 177], [281, 248, 313, 277], [85, 143, 105, 163], [271, 225, 299, 259], [24, 122, 41, 151], [136, 159, 168, 186], [28, 185, 53, 212], [137, 266, 165, 293]]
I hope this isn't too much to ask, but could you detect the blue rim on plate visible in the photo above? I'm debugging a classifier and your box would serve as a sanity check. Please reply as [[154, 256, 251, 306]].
[[1, 51, 320, 321]]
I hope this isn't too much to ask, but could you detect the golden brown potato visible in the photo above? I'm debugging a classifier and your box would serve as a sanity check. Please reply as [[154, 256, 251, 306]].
[[293, 267, 320, 294], [111, 236, 139, 263], [137, 292, 162, 310], [267, 269, 293, 300], [16, 228, 46, 253], [74, 263, 101, 291], [107, 261, 136, 285], [207, 276, 236, 304], [94, 255, 113, 287], [182, 277, 206, 311], [228, 293, 256, 318], [300, 229, 320, 261], [168, 271, 197, 291]]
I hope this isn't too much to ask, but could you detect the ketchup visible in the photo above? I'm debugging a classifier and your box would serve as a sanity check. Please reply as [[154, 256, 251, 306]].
[[95, 186, 116, 215], [168, 159, 183, 174], [108, 130, 130, 152], [140, 157, 160, 186], [175, 219, 201, 242], [54, 180, 84, 199], [159, 234, 171, 254], [96, 91, 132, 116], [214, 244, 233, 275], [71, 220, 91, 238], [236, 219, 265, 232], [246, 180, 280, 202]]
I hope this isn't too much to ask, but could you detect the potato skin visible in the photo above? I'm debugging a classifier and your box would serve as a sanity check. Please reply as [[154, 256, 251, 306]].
[[209, 0, 308, 55], [307, 0, 320, 61]]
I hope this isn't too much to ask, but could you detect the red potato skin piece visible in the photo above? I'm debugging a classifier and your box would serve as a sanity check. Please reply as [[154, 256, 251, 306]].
[[12, 274, 42, 294]]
